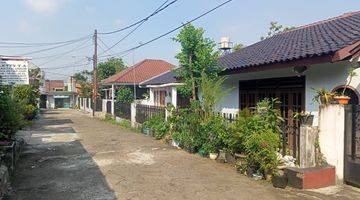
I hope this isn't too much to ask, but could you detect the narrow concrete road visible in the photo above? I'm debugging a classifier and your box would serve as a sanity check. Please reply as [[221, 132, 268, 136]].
[[8, 110, 360, 200]]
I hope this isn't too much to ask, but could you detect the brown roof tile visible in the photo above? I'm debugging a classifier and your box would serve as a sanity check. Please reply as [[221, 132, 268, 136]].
[[102, 59, 174, 85]]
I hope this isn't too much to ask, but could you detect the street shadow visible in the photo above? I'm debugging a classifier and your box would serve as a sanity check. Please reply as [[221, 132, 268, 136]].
[[9, 140, 117, 200], [39, 119, 74, 125], [33, 126, 76, 134]]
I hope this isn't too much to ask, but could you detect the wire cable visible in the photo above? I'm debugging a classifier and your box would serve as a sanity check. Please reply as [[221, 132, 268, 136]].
[[98, 0, 177, 35], [0, 35, 91, 47], [100, 0, 232, 59]]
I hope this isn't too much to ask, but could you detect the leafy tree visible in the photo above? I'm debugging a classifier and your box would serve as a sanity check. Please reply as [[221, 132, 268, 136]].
[[199, 72, 232, 119], [232, 43, 245, 51], [173, 24, 221, 100], [261, 21, 295, 40], [98, 58, 126, 81], [73, 70, 92, 98], [116, 86, 134, 103]]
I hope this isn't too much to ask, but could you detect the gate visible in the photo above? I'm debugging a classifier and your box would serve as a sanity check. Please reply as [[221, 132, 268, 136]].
[[106, 101, 112, 114], [344, 105, 360, 187]]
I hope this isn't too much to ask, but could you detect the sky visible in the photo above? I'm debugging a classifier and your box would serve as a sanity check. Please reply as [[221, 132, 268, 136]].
[[0, 0, 359, 80]]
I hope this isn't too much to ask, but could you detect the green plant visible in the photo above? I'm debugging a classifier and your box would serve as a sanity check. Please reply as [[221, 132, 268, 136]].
[[342, 67, 357, 96], [199, 72, 232, 119], [311, 88, 335, 104], [241, 99, 283, 176], [0, 93, 24, 140], [116, 86, 134, 103], [201, 115, 227, 154], [143, 115, 169, 139]]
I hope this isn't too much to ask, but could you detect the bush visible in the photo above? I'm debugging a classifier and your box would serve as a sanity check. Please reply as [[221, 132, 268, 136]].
[[143, 115, 169, 139], [170, 101, 205, 152], [116, 86, 134, 103], [242, 99, 283, 176], [0, 94, 23, 140], [201, 115, 227, 154], [22, 104, 36, 120]]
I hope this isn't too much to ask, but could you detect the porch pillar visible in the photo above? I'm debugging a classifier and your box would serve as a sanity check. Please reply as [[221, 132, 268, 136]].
[[131, 102, 136, 128], [111, 84, 115, 116], [318, 104, 345, 182], [171, 87, 177, 108]]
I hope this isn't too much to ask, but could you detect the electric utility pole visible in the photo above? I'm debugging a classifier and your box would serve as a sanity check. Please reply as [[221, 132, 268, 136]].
[[92, 29, 98, 117]]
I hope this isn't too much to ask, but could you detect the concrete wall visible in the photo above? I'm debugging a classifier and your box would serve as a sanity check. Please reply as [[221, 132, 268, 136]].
[[318, 104, 345, 181], [149, 86, 177, 107]]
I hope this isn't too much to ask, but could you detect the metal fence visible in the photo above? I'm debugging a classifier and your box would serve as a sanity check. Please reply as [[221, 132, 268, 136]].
[[115, 102, 131, 120], [135, 104, 166, 124], [95, 99, 102, 111]]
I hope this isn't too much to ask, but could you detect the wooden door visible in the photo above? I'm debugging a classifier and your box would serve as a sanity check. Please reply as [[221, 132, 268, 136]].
[[239, 76, 305, 156]]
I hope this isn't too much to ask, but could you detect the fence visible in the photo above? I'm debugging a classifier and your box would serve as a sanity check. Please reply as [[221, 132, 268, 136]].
[[115, 102, 131, 120], [135, 104, 166, 124], [280, 124, 300, 160], [106, 101, 112, 114], [95, 99, 102, 111]]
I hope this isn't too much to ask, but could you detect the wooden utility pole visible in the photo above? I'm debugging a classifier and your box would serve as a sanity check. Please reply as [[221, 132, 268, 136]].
[[92, 29, 98, 117]]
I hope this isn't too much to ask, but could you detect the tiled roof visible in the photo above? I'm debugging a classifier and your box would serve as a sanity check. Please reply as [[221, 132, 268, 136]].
[[102, 59, 174, 85], [219, 11, 360, 71], [140, 70, 180, 86]]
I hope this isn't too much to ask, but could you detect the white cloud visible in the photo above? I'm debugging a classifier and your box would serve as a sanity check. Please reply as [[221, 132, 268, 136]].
[[114, 19, 125, 27], [24, 0, 68, 14]]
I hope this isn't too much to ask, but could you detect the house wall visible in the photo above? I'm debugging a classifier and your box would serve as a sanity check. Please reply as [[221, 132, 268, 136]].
[[217, 60, 358, 124], [148, 86, 177, 107]]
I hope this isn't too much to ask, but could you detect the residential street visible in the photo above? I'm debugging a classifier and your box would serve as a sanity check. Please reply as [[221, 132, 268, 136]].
[[8, 110, 360, 200]]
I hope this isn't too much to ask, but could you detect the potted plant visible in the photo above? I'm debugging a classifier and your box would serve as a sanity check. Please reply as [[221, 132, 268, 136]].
[[312, 88, 335, 105], [334, 67, 357, 105], [293, 111, 314, 126]]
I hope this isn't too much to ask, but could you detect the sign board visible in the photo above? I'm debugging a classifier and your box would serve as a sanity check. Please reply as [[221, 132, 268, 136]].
[[0, 59, 29, 85]]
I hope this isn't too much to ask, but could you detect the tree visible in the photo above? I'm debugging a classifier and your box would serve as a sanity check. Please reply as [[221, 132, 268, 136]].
[[97, 58, 126, 81], [261, 21, 295, 40], [73, 70, 92, 98], [116, 86, 134, 103], [232, 43, 245, 52], [173, 24, 221, 100]]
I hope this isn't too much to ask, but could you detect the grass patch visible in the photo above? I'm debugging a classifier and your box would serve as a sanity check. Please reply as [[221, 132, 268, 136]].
[[102, 114, 141, 133]]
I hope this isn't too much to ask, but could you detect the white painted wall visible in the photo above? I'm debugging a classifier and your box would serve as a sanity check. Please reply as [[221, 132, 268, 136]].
[[318, 104, 345, 181], [217, 60, 358, 125], [149, 86, 177, 107]]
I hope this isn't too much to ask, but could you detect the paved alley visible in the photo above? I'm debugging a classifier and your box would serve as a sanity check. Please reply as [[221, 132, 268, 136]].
[[8, 110, 360, 200]]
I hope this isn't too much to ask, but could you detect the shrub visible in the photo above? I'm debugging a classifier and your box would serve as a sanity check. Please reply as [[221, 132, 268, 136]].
[[22, 104, 36, 120], [0, 94, 23, 140], [116, 86, 134, 103], [143, 115, 169, 139], [242, 99, 283, 176], [201, 115, 227, 154]]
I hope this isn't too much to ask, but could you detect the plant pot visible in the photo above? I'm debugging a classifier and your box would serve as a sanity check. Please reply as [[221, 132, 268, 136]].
[[334, 96, 351, 105], [272, 175, 288, 189], [209, 152, 218, 160], [142, 127, 152, 136], [300, 115, 314, 126]]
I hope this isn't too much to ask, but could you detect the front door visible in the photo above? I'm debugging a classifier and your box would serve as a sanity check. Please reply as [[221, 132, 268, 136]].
[[239, 76, 305, 157], [344, 105, 360, 187]]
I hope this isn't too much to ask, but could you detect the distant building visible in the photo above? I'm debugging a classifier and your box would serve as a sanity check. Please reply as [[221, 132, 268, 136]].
[[0, 55, 29, 85], [40, 79, 77, 109]]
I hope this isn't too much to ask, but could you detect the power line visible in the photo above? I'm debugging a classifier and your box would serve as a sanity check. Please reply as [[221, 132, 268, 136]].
[[0, 35, 91, 47], [98, 0, 176, 56], [37, 39, 92, 66], [20, 36, 91, 56], [98, 0, 177, 35], [100, 0, 232, 59]]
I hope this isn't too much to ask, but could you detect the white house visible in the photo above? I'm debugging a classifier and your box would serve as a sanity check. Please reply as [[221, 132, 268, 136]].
[[217, 11, 360, 183], [217, 11, 360, 126], [139, 70, 188, 108]]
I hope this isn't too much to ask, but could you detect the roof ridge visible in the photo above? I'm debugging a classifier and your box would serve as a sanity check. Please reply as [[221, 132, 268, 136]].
[[282, 10, 360, 34]]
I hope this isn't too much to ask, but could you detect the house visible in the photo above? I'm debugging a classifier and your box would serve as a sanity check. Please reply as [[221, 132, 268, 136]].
[[217, 11, 360, 126], [41, 80, 77, 109], [139, 70, 188, 108], [217, 11, 360, 183]]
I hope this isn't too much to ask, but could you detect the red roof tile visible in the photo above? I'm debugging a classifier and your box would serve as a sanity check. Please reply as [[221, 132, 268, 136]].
[[102, 59, 174, 85]]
